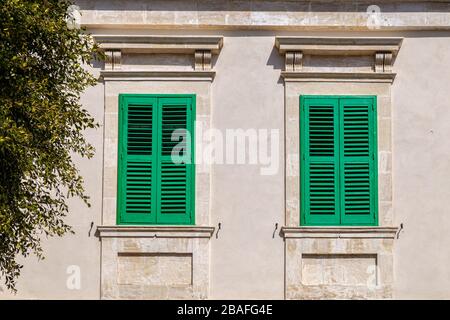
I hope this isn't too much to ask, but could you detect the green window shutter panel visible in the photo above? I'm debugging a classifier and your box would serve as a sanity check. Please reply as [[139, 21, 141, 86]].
[[339, 97, 377, 225], [117, 95, 157, 224], [117, 94, 195, 225], [300, 95, 378, 226], [156, 97, 194, 225], [300, 97, 340, 226]]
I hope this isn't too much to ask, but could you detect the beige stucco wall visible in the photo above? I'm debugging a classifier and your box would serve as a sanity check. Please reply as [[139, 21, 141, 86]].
[[1, 2, 450, 299], [209, 35, 285, 299], [392, 36, 450, 299]]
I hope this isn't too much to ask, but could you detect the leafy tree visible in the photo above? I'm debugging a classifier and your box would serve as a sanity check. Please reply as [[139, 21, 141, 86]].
[[0, 0, 101, 291]]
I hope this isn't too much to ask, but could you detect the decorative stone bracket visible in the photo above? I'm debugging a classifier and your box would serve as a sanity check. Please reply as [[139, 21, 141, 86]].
[[104, 50, 122, 70], [195, 50, 212, 71], [285, 52, 303, 72], [275, 37, 403, 82], [95, 35, 223, 80], [375, 52, 394, 73]]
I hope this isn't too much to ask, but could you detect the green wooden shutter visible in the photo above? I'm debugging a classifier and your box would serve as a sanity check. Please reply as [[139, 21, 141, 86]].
[[156, 97, 195, 225], [339, 97, 377, 225], [300, 95, 378, 226], [300, 96, 340, 225], [117, 95, 157, 224]]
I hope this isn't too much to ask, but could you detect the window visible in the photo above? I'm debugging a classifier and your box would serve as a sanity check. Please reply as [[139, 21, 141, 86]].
[[117, 94, 195, 225], [300, 96, 378, 226]]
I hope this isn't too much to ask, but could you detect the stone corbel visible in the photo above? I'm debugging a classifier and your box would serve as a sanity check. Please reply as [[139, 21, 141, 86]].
[[285, 51, 303, 72], [195, 50, 212, 71], [104, 49, 121, 70], [375, 52, 393, 73]]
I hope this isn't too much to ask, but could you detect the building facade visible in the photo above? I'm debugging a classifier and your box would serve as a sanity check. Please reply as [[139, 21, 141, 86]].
[[2, 0, 450, 299]]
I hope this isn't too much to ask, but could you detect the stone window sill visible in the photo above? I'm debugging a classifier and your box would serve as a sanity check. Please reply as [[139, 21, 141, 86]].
[[97, 225, 215, 239], [280, 226, 398, 239]]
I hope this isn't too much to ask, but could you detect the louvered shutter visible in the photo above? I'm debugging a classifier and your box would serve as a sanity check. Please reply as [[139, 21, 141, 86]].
[[301, 97, 340, 225], [339, 97, 377, 225], [156, 97, 194, 224], [118, 95, 157, 224]]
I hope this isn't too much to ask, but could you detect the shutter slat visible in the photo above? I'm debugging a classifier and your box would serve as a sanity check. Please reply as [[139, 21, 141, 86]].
[[343, 162, 371, 215], [125, 103, 154, 216], [343, 105, 370, 157], [161, 104, 188, 157], [127, 104, 153, 156], [309, 105, 335, 157], [309, 163, 336, 215], [160, 163, 188, 215]]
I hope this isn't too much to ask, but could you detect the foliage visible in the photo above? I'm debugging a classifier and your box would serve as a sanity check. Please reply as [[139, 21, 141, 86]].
[[0, 0, 101, 291]]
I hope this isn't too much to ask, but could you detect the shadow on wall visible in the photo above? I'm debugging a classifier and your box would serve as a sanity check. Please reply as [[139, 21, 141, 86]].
[[266, 46, 284, 84]]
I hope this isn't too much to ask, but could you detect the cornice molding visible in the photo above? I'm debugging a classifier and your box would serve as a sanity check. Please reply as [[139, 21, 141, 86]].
[[94, 35, 223, 54], [79, 1, 450, 31], [275, 37, 403, 56]]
